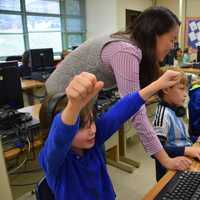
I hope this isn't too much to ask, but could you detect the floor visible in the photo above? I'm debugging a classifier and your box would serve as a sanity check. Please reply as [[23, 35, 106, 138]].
[[10, 104, 157, 200]]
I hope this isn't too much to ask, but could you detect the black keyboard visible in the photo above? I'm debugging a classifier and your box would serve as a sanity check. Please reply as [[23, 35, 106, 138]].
[[31, 71, 51, 81], [155, 171, 200, 200]]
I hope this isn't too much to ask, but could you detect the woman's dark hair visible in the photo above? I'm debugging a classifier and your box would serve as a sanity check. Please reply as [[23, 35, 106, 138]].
[[22, 50, 30, 67], [112, 6, 180, 88]]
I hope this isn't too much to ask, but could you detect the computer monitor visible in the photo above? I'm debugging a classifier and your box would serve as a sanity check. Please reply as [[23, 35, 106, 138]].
[[29, 48, 54, 72], [197, 46, 200, 62], [0, 63, 24, 109], [6, 56, 22, 62], [0, 138, 13, 200], [0, 61, 18, 68]]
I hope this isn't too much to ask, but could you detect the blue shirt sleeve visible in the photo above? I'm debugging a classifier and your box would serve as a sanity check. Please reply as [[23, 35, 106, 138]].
[[38, 113, 79, 176], [95, 91, 145, 145]]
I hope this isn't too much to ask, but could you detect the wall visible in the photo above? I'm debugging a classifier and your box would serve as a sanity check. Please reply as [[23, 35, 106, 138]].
[[86, 0, 153, 40], [156, 0, 200, 48], [186, 0, 200, 17], [116, 0, 152, 30], [86, 0, 117, 39], [155, 0, 183, 47], [155, 0, 179, 16]]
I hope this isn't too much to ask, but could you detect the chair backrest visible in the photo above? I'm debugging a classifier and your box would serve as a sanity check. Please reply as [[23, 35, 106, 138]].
[[35, 177, 54, 200]]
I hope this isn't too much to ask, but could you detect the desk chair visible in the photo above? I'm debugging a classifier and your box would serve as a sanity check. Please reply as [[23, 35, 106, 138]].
[[35, 177, 54, 200]]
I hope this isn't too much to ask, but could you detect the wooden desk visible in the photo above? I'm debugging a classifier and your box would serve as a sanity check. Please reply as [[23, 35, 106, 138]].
[[162, 66, 200, 75], [142, 143, 200, 200], [21, 79, 44, 91], [4, 104, 41, 160], [18, 103, 41, 119], [21, 79, 45, 105]]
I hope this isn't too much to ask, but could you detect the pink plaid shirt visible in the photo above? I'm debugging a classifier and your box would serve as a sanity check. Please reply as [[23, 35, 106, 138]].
[[101, 41, 162, 155]]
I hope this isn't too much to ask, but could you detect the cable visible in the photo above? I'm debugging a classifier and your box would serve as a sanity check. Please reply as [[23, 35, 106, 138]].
[[8, 137, 30, 174]]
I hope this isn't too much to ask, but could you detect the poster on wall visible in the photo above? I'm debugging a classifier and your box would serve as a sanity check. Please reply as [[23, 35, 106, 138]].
[[185, 17, 200, 50]]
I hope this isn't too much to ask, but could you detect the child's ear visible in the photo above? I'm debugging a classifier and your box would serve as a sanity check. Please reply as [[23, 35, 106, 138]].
[[162, 88, 170, 95]]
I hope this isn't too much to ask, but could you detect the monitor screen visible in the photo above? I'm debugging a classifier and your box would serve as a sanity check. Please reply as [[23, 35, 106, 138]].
[[30, 48, 54, 72], [0, 63, 24, 109]]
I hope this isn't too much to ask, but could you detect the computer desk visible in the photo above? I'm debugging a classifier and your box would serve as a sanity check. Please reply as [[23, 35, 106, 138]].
[[142, 143, 200, 200], [21, 79, 44, 91], [3, 104, 42, 160], [18, 103, 41, 119], [21, 79, 45, 105], [3, 103, 140, 174], [162, 66, 200, 75]]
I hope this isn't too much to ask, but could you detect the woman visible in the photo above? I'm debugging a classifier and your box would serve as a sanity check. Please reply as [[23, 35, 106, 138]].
[[46, 6, 191, 171]]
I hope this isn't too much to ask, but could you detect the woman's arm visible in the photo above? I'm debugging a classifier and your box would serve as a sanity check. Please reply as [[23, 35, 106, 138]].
[[101, 41, 191, 170]]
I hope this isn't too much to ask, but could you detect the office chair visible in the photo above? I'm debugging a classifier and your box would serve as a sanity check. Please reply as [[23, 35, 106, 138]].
[[6, 56, 22, 62], [35, 177, 54, 200]]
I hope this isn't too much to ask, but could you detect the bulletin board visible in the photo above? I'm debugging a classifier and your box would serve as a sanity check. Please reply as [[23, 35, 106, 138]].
[[185, 17, 200, 50]]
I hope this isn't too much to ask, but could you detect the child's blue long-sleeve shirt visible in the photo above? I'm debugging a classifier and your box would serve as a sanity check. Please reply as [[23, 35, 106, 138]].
[[39, 91, 145, 200]]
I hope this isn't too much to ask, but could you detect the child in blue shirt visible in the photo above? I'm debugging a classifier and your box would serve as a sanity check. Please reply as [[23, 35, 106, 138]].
[[39, 71, 191, 200], [153, 73, 200, 181]]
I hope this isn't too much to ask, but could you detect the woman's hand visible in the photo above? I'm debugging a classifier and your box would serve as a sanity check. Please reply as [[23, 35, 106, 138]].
[[139, 70, 181, 101], [164, 156, 192, 171], [156, 70, 181, 89]]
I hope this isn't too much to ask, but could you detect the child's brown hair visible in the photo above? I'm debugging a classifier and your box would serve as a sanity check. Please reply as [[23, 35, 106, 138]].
[[39, 93, 96, 135]]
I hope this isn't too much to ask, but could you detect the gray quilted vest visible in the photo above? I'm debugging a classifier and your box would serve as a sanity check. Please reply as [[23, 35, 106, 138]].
[[46, 35, 132, 94]]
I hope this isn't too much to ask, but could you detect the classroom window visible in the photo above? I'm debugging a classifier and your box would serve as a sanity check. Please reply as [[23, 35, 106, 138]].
[[29, 32, 62, 52], [0, 13, 24, 56], [27, 15, 61, 51], [25, 0, 60, 15], [0, 0, 21, 11], [0, 14, 23, 33], [66, 0, 81, 16], [68, 34, 82, 48], [66, 18, 83, 32], [0, 0, 85, 58]]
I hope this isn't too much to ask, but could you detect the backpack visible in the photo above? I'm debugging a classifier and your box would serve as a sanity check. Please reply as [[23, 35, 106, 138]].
[[188, 85, 200, 136]]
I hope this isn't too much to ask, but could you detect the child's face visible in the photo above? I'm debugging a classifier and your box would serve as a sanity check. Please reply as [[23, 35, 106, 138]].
[[72, 116, 96, 151], [164, 83, 187, 107]]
